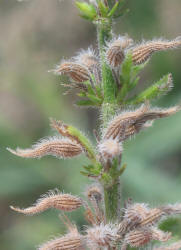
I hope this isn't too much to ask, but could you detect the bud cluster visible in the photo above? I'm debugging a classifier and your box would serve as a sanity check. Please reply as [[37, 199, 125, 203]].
[[10, 192, 181, 249]]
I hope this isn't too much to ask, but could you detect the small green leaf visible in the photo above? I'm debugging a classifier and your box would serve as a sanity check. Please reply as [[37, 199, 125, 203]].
[[87, 94, 102, 105], [77, 91, 87, 97], [118, 163, 127, 176], [121, 53, 133, 84], [67, 124, 97, 164], [98, 0, 109, 17], [75, 1, 97, 20], [76, 99, 96, 106], [128, 74, 173, 104], [95, 85, 103, 98], [131, 62, 147, 82], [108, 2, 119, 17]]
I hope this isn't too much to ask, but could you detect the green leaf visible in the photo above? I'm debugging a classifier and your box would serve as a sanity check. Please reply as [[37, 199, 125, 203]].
[[77, 91, 87, 97], [98, 0, 109, 17], [118, 55, 148, 102], [87, 93, 102, 105], [131, 62, 147, 82], [67, 124, 97, 164], [129, 74, 173, 104], [108, 2, 119, 17], [76, 99, 96, 106], [121, 53, 133, 85], [75, 2, 97, 20]]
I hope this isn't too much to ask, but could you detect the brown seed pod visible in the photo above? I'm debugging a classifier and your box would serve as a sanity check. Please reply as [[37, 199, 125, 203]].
[[125, 228, 152, 248], [131, 37, 181, 64], [103, 104, 180, 141], [140, 208, 163, 227], [7, 137, 83, 159], [10, 190, 82, 215], [55, 61, 91, 82], [39, 232, 84, 250], [118, 203, 149, 235], [106, 36, 133, 67]]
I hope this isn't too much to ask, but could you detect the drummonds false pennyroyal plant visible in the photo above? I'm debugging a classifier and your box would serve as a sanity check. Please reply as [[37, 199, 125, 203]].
[[7, 0, 181, 249]]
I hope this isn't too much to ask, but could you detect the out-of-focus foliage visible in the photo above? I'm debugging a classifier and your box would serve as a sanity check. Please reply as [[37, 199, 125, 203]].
[[0, 0, 181, 249]]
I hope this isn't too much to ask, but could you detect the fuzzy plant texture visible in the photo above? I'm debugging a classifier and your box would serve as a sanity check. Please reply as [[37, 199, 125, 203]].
[[7, 0, 181, 249]]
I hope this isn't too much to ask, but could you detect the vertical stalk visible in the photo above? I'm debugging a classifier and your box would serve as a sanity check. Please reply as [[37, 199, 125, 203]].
[[97, 20, 117, 104], [97, 19, 121, 222]]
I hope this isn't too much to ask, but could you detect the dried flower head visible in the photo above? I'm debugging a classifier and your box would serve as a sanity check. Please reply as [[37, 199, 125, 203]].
[[55, 61, 91, 82], [98, 139, 123, 160], [10, 190, 82, 215], [86, 223, 119, 248], [103, 103, 180, 142], [106, 36, 133, 67], [7, 137, 83, 159], [131, 37, 181, 64]]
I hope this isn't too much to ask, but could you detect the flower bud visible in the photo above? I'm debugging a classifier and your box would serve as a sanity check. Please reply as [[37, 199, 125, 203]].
[[131, 37, 181, 64], [86, 184, 102, 202], [103, 104, 180, 142], [39, 232, 84, 250], [10, 190, 82, 215], [125, 229, 152, 247], [7, 137, 83, 159], [55, 61, 91, 82], [75, 48, 100, 84], [106, 36, 133, 67]]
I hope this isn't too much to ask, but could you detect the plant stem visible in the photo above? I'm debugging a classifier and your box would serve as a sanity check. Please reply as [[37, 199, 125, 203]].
[[97, 19, 121, 222], [97, 19, 117, 103]]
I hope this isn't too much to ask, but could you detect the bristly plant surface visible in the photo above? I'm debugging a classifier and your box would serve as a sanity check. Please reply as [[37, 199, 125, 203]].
[[7, 0, 181, 249]]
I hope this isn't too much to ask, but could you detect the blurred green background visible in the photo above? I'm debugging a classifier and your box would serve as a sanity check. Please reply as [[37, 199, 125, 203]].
[[0, 0, 181, 249]]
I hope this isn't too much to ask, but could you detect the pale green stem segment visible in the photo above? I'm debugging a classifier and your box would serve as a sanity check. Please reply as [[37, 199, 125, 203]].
[[97, 20, 117, 104], [67, 125, 97, 164], [97, 19, 121, 222]]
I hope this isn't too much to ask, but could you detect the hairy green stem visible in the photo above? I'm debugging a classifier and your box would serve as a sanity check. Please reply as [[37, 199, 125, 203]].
[[97, 20, 117, 103], [97, 19, 121, 222]]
